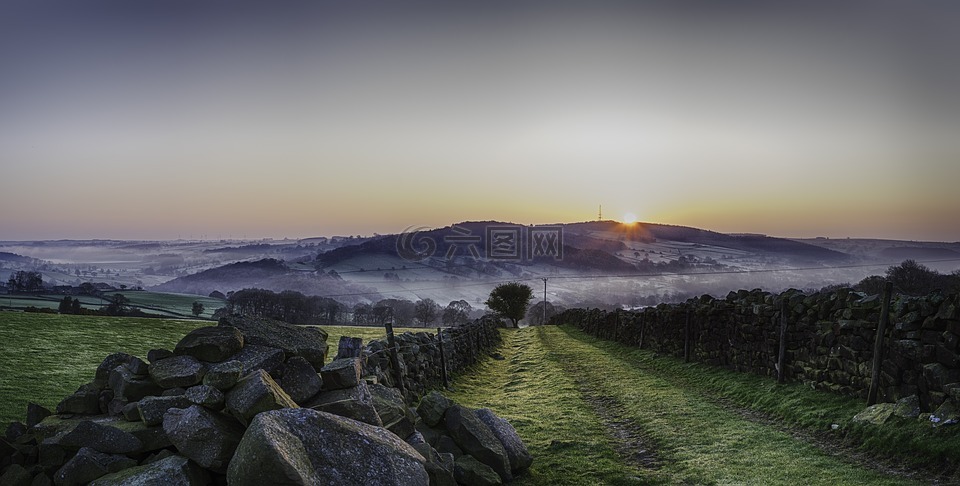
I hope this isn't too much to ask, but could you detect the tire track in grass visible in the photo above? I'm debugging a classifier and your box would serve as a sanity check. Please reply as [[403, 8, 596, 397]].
[[540, 326, 920, 486], [445, 328, 664, 485]]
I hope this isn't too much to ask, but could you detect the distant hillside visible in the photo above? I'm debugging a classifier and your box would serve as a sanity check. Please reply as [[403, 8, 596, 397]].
[[0, 252, 34, 263]]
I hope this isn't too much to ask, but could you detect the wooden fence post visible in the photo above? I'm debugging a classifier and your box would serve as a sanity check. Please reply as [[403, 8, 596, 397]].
[[867, 281, 894, 405], [684, 309, 691, 362], [384, 315, 405, 396], [437, 327, 449, 389], [778, 298, 788, 384], [639, 313, 645, 349]]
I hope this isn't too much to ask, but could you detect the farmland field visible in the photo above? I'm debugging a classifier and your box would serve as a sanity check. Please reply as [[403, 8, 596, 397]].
[[0, 290, 227, 319], [0, 312, 414, 425]]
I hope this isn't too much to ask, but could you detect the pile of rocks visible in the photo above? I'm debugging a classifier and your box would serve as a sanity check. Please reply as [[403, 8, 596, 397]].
[[0, 316, 530, 485]]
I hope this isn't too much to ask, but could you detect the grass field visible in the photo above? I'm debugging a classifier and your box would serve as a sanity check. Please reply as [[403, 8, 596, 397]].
[[0, 291, 227, 319], [0, 312, 414, 425], [446, 326, 952, 485]]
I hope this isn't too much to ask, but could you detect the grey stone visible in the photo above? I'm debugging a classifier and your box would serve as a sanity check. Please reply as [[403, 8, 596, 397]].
[[56, 383, 102, 415], [56, 420, 142, 454], [454, 455, 502, 486], [893, 395, 921, 419], [88, 455, 209, 486], [219, 315, 329, 369], [278, 356, 323, 404], [202, 360, 243, 390], [417, 391, 453, 427], [444, 405, 512, 482], [226, 408, 428, 486], [475, 408, 532, 472], [161, 388, 187, 397], [369, 384, 415, 438], [320, 358, 362, 390], [95, 353, 147, 382], [138, 396, 191, 426], [224, 369, 298, 426], [412, 443, 456, 486], [174, 325, 244, 362], [163, 405, 244, 474], [148, 356, 206, 389], [0, 464, 32, 486], [931, 401, 960, 428], [53, 447, 136, 486], [121, 402, 140, 422], [852, 403, 895, 425], [435, 435, 463, 458], [184, 385, 225, 409], [27, 403, 52, 428], [108, 366, 162, 402], [305, 381, 382, 427], [334, 336, 364, 360], [229, 344, 285, 376], [146, 349, 173, 363], [6, 421, 26, 442]]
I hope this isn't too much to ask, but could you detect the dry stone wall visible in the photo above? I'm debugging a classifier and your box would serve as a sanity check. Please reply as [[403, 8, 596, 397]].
[[557, 288, 960, 413], [0, 315, 524, 485]]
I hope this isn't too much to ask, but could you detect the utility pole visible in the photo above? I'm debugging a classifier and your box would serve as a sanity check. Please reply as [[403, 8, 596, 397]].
[[598, 204, 602, 221], [541, 278, 548, 325]]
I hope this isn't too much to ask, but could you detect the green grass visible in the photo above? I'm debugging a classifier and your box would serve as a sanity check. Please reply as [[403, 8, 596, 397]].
[[0, 312, 416, 426], [555, 326, 960, 476], [448, 326, 927, 485], [446, 327, 651, 485], [0, 291, 227, 319], [0, 312, 206, 425]]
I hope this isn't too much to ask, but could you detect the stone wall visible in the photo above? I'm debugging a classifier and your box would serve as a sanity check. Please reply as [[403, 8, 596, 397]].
[[362, 316, 504, 402], [555, 288, 960, 412], [0, 315, 525, 485]]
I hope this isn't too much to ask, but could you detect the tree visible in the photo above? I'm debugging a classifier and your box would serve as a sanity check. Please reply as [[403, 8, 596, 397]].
[[414, 298, 440, 326], [191, 301, 205, 318], [104, 293, 130, 316], [7, 271, 43, 293], [528, 301, 559, 326], [58, 296, 74, 314], [886, 260, 943, 296], [442, 300, 472, 326], [71, 298, 82, 314], [485, 282, 533, 328]]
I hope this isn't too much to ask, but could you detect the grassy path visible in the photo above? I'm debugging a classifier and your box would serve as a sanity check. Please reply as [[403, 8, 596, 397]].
[[448, 326, 919, 485]]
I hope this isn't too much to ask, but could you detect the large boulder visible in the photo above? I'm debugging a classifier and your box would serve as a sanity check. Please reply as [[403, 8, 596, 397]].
[[219, 315, 329, 369], [56, 383, 102, 415], [454, 455, 502, 486], [226, 408, 428, 486], [137, 396, 192, 426], [109, 366, 162, 402], [852, 403, 895, 425], [88, 454, 209, 486], [163, 405, 244, 474], [444, 405, 511, 482], [475, 408, 532, 473], [229, 345, 286, 376], [370, 383, 416, 439], [225, 370, 298, 426], [203, 360, 243, 391], [148, 356, 206, 389], [55, 420, 142, 454], [185, 385, 225, 409], [412, 443, 456, 486], [305, 382, 382, 427], [417, 391, 453, 427], [0, 464, 31, 486], [278, 356, 323, 404], [53, 447, 136, 486], [96, 353, 148, 382], [174, 326, 243, 362], [320, 358, 362, 390]]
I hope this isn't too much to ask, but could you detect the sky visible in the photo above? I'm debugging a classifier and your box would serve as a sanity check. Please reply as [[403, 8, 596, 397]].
[[2, 1, 959, 241]]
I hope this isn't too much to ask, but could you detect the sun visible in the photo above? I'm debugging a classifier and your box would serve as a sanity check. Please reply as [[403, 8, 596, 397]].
[[623, 213, 637, 224]]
